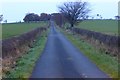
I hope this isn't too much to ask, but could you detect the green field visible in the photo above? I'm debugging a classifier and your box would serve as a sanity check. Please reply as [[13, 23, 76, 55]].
[[2, 21, 48, 39], [75, 20, 118, 36]]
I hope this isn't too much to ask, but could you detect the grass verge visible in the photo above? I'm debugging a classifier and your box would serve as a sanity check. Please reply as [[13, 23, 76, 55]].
[[4, 29, 48, 78], [59, 27, 119, 78]]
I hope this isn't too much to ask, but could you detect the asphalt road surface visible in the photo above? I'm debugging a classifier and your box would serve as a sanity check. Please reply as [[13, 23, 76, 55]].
[[30, 22, 109, 78]]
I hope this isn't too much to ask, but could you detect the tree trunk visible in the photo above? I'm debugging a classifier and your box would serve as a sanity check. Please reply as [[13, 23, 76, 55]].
[[70, 23, 74, 28], [70, 23, 75, 35]]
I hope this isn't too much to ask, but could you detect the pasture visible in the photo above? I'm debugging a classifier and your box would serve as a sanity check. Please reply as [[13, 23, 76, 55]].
[[76, 20, 118, 36], [2, 21, 48, 39]]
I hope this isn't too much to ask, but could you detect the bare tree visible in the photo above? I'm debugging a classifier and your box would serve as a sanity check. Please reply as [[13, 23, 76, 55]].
[[0, 15, 3, 23], [4, 20, 7, 23], [58, 1, 90, 28]]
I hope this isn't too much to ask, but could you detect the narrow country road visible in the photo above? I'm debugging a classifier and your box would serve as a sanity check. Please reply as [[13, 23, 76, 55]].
[[30, 21, 109, 78]]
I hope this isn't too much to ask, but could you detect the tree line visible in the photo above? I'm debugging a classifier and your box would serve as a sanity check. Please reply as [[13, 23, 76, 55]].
[[23, 12, 67, 26], [23, 13, 51, 22], [23, 1, 119, 28], [23, 1, 90, 28]]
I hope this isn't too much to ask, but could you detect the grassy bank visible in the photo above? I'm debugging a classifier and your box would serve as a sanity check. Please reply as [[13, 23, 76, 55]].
[[2, 21, 48, 39], [4, 30, 48, 78], [59, 27, 119, 78]]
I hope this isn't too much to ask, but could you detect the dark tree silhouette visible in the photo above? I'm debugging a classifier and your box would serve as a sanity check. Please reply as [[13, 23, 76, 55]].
[[40, 13, 51, 21], [4, 20, 7, 23], [97, 14, 99, 17], [23, 13, 40, 22], [23, 13, 51, 22], [0, 14, 3, 23], [51, 13, 66, 27], [58, 1, 90, 28], [115, 16, 120, 20]]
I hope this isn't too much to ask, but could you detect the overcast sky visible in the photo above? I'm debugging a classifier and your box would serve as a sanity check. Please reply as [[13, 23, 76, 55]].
[[0, 0, 119, 23]]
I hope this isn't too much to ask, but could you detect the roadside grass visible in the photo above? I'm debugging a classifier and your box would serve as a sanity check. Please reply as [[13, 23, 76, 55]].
[[4, 30, 48, 78], [59, 27, 119, 78], [2, 21, 48, 39], [73, 20, 118, 36]]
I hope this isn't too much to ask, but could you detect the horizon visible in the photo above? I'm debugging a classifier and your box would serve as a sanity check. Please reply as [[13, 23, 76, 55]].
[[0, 0, 119, 23]]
